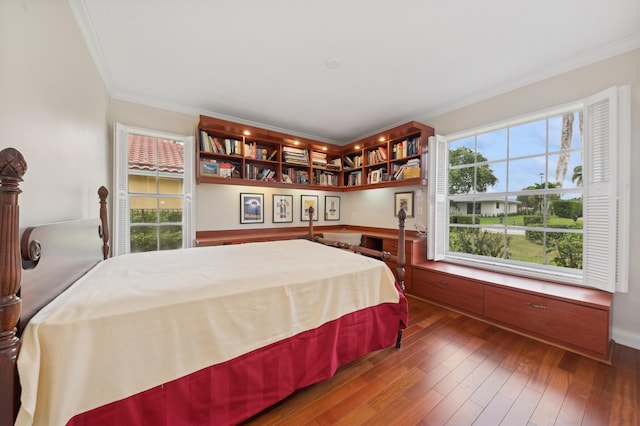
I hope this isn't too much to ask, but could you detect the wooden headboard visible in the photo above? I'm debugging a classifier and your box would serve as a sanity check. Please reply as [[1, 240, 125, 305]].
[[0, 147, 110, 426]]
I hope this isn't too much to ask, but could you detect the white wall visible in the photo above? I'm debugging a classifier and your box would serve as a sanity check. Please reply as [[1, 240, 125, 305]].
[[0, 0, 110, 227], [195, 183, 428, 232], [423, 48, 640, 350]]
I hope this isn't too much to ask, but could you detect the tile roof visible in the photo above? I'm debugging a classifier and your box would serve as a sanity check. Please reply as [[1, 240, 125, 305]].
[[128, 134, 184, 174]]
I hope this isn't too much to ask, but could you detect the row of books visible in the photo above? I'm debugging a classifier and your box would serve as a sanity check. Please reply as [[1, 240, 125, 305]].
[[343, 154, 363, 169], [282, 167, 309, 184], [346, 170, 363, 186], [313, 170, 339, 186], [200, 131, 242, 156], [392, 137, 420, 159], [245, 164, 276, 181], [366, 146, 387, 165]]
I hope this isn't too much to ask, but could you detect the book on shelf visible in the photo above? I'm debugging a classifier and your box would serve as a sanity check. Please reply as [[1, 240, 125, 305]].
[[392, 164, 406, 180], [378, 146, 387, 160], [326, 158, 342, 170], [311, 151, 328, 167], [314, 170, 338, 186], [244, 142, 256, 158], [282, 146, 309, 166], [392, 136, 420, 159], [211, 137, 224, 154], [199, 131, 211, 152], [343, 155, 355, 168], [347, 170, 363, 186], [403, 167, 421, 179], [219, 162, 232, 178], [267, 149, 278, 161], [223, 138, 242, 156]]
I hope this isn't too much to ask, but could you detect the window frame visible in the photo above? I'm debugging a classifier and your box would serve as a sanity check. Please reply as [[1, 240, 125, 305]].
[[114, 123, 195, 255], [428, 86, 630, 292]]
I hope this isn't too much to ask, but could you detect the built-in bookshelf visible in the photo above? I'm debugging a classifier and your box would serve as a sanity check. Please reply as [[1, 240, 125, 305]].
[[196, 115, 434, 191]]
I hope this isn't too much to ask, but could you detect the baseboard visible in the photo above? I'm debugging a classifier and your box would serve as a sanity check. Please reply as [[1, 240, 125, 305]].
[[612, 327, 640, 350]]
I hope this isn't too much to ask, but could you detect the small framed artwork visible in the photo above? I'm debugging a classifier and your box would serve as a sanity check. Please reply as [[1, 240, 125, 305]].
[[301, 195, 319, 222], [240, 193, 264, 224], [370, 169, 382, 184], [324, 195, 340, 221], [272, 194, 293, 223], [394, 191, 414, 217]]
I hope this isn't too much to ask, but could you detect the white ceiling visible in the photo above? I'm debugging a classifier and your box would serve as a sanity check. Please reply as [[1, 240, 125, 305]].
[[70, 0, 640, 144]]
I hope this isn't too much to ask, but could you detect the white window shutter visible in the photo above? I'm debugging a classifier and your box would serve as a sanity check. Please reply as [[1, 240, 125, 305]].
[[114, 123, 130, 256], [583, 86, 629, 293], [182, 136, 195, 248], [428, 135, 448, 260], [615, 86, 630, 292]]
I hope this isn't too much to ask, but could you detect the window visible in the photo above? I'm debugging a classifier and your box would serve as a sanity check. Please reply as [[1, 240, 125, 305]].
[[114, 123, 195, 255], [428, 86, 629, 292]]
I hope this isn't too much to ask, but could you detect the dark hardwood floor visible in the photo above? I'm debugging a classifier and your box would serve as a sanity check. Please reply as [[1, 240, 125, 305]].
[[245, 296, 639, 425]]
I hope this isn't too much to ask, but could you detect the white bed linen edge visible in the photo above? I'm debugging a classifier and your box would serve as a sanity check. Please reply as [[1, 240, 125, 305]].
[[16, 239, 398, 426]]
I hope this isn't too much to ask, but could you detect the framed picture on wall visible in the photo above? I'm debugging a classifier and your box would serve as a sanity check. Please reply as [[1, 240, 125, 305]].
[[394, 191, 414, 218], [272, 194, 293, 223], [324, 196, 340, 221], [301, 195, 319, 222], [240, 193, 264, 224]]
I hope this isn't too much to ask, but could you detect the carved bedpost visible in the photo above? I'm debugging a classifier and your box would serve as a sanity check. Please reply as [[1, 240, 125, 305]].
[[0, 147, 27, 425], [396, 208, 406, 293], [308, 206, 315, 241], [98, 186, 110, 259], [395, 207, 406, 348]]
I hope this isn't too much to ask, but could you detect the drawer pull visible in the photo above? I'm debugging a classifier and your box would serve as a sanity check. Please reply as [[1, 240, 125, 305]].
[[437, 280, 449, 286], [526, 302, 547, 310]]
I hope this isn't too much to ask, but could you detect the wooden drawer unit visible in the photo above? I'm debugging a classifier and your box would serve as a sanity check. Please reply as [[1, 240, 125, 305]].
[[412, 268, 483, 315], [484, 286, 609, 357]]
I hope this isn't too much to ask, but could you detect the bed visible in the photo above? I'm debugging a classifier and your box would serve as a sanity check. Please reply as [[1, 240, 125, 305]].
[[0, 147, 409, 426]]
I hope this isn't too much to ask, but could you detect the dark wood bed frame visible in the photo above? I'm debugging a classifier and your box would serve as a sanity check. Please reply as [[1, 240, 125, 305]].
[[0, 147, 406, 426]]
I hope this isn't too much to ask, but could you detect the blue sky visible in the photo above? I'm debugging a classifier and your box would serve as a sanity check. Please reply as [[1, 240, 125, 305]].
[[449, 112, 582, 197]]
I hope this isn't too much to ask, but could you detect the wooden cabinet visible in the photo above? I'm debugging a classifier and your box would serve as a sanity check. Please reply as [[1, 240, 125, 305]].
[[411, 262, 612, 362], [197, 115, 434, 191], [412, 268, 483, 315], [484, 286, 609, 357]]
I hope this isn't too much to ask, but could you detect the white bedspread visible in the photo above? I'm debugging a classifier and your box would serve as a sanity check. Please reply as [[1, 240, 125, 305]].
[[16, 239, 398, 426]]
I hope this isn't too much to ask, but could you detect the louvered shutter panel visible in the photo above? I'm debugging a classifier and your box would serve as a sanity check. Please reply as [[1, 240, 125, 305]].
[[428, 135, 448, 260], [114, 123, 130, 256], [614, 87, 630, 293], [582, 87, 618, 292], [182, 136, 195, 248]]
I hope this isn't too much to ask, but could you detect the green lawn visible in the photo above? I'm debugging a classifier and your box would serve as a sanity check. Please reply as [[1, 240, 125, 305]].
[[478, 215, 581, 227], [508, 234, 545, 263]]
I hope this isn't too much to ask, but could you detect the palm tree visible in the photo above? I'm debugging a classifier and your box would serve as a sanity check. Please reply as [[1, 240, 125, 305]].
[[555, 113, 574, 186], [571, 165, 583, 186]]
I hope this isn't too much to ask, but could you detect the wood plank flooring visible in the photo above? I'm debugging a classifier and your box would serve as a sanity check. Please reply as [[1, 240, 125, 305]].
[[244, 296, 639, 426]]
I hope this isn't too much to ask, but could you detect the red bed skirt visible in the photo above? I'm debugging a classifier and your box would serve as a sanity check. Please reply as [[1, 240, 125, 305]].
[[67, 295, 407, 426]]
